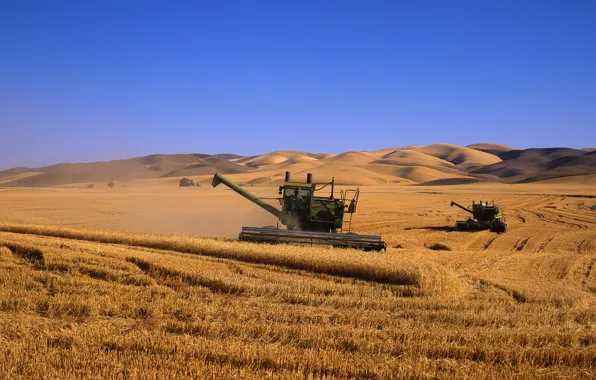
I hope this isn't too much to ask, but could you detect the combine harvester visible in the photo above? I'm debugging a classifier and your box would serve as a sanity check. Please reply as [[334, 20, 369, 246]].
[[212, 172, 386, 251], [450, 200, 507, 233]]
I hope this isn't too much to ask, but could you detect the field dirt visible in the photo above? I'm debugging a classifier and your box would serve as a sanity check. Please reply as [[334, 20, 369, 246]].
[[0, 182, 595, 378]]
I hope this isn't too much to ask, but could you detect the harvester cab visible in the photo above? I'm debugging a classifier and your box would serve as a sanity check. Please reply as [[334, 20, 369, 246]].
[[212, 172, 385, 251], [278, 171, 348, 233], [450, 200, 507, 233]]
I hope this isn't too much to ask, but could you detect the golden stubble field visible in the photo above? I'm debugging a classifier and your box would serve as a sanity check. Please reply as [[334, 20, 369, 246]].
[[0, 182, 595, 378]]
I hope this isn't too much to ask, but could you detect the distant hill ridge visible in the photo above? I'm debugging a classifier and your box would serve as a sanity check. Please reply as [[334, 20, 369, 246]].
[[1, 144, 595, 187]]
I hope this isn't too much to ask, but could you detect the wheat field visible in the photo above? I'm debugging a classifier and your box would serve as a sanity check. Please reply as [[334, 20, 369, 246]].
[[0, 183, 595, 378]]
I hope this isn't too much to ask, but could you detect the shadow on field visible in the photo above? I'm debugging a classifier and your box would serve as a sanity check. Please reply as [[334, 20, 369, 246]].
[[404, 226, 457, 232]]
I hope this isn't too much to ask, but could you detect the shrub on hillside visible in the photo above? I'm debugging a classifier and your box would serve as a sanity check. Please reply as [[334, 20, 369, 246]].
[[179, 178, 195, 187], [87, 184, 95, 188], [427, 243, 451, 251], [107, 181, 114, 188]]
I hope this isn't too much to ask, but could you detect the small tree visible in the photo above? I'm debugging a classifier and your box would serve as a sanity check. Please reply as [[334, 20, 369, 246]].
[[179, 178, 195, 187], [195, 181, 201, 187], [107, 181, 114, 188]]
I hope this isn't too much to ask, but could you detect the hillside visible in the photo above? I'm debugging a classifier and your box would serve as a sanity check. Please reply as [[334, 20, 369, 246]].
[[471, 148, 595, 183], [415, 144, 502, 167], [1, 143, 594, 187], [466, 143, 515, 156], [161, 157, 249, 177]]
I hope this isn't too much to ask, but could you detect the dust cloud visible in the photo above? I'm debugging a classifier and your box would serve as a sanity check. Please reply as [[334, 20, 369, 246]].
[[0, 187, 282, 239], [191, 202, 280, 238]]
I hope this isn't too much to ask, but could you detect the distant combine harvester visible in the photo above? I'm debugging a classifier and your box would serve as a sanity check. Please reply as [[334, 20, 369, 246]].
[[450, 200, 507, 233]]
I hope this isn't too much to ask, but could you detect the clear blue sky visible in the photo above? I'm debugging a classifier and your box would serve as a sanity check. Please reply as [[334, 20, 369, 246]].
[[1, 0, 594, 168]]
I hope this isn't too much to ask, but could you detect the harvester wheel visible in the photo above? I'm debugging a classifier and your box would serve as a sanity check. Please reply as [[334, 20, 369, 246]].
[[490, 222, 507, 233]]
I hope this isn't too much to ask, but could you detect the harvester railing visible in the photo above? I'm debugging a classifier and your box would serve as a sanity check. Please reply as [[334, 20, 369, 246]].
[[340, 189, 359, 234]]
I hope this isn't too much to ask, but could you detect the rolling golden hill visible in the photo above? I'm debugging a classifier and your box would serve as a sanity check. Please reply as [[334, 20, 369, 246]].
[[1, 143, 594, 187]]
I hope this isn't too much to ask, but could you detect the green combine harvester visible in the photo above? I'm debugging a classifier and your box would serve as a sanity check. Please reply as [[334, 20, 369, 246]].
[[212, 172, 386, 251], [450, 200, 507, 233]]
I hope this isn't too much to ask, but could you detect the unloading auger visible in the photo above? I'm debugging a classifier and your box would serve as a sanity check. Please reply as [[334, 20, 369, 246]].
[[212, 172, 386, 251]]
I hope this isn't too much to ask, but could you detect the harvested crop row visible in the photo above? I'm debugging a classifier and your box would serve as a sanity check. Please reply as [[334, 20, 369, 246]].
[[1, 229, 595, 379], [0, 222, 460, 295], [0, 241, 45, 268]]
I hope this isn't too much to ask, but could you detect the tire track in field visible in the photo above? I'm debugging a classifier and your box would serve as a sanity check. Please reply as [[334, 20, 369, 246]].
[[540, 209, 592, 228], [539, 205, 593, 228], [582, 258, 596, 293], [473, 278, 527, 303], [513, 237, 530, 252], [522, 208, 585, 229], [536, 237, 554, 253], [577, 239, 585, 254], [547, 209, 596, 225], [483, 236, 498, 250], [126, 257, 246, 295], [577, 239, 592, 254]]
